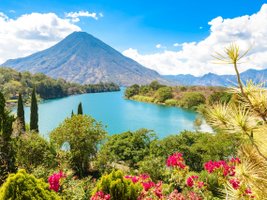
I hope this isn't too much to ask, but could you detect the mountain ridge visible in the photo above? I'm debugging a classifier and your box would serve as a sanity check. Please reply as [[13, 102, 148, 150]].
[[1, 31, 168, 86], [163, 68, 267, 86]]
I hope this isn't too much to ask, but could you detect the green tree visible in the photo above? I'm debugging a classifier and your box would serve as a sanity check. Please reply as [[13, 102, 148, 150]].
[[149, 80, 162, 90], [0, 169, 60, 200], [50, 115, 106, 177], [17, 93, 25, 132], [124, 84, 140, 98], [77, 102, 83, 115], [179, 92, 206, 110], [155, 86, 173, 102], [30, 88, 39, 132], [97, 129, 156, 171], [71, 110, 74, 117], [0, 91, 16, 184]]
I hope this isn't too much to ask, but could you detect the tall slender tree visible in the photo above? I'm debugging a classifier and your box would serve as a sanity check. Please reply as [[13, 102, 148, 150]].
[[17, 93, 25, 132], [0, 91, 16, 184], [30, 89, 38, 132], [77, 102, 83, 115], [71, 110, 74, 117]]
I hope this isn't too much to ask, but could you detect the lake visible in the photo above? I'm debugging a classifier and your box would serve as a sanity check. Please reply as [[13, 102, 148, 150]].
[[22, 89, 212, 139]]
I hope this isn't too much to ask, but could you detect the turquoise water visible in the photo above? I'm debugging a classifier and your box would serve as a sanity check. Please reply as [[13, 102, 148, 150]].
[[22, 89, 212, 139]]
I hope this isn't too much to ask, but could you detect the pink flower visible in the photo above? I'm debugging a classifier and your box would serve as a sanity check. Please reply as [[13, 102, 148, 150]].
[[245, 188, 252, 195], [142, 181, 155, 191], [125, 175, 140, 183], [186, 175, 198, 187], [229, 178, 240, 190], [166, 152, 186, 169], [91, 191, 111, 200], [204, 160, 236, 177], [230, 157, 241, 164], [197, 181, 204, 188], [48, 171, 66, 192]]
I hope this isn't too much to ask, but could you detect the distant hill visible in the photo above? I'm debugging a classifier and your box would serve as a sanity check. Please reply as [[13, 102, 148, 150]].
[[0, 67, 120, 102], [163, 69, 267, 86], [1, 31, 167, 86]]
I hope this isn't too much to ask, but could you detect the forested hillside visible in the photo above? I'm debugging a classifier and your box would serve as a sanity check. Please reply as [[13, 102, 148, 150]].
[[125, 81, 232, 110], [0, 67, 120, 102]]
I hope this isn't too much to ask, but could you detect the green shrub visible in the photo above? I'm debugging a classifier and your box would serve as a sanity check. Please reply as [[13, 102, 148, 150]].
[[131, 95, 154, 103], [92, 170, 142, 200], [0, 169, 60, 200], [208, 91, 232, 104], [16, 133, 57, 172], [179, 92, 206, 110], [165, 99, 179, 106], [97, 129, 156, 171], [155, 87, 173, 103]]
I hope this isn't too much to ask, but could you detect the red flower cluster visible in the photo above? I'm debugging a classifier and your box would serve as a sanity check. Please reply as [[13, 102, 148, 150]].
[[229, 178, 240, 190], [91, 191, 111, 200], [166, 152, 186, 169], [230, 157, 241, 164], [48, 171, 66, 192], [126, 174, 163, 199], [204, 160, 236, 176], [186, 175, 204, 189], [186, 175, 198, 187]]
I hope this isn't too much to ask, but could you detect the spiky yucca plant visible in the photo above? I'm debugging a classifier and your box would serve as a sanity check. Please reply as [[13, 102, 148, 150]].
[[206, 44, 267, 199]]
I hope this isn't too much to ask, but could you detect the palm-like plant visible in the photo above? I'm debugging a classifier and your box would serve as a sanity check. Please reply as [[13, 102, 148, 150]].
[[206, 44, 267, 199]]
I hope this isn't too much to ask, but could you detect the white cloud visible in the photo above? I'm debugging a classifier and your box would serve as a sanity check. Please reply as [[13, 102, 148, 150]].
[[156, 44, 162, 49], [0, 12, 81, 63], [123, 4, 267, 76], [65, 11, 103, 22]]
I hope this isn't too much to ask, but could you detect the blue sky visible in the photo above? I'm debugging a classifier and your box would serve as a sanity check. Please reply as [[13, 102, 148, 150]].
[[1, 0, 266, 52], [0, 0, 267, 75]]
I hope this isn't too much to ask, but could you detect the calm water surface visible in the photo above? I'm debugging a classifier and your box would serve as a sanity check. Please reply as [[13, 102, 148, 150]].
[[22, 89, 212, 138]]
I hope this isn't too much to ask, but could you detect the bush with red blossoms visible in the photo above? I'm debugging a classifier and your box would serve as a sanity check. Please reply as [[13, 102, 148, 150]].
[[48, 171, 66, 192], [125, 174, 163, 199], [166, 152, 186, 169], [91, 191, 111, 200], [229, 178, 240, 190]]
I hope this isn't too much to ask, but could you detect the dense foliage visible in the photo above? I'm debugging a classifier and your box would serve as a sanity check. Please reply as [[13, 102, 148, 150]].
[[16, 133, 57, 172], [0, 67, 120, 102], [0, 92, 16, 184], [0, 169, 60, 200], [50, 115, 107, 177], [125, 82, 231, 110]]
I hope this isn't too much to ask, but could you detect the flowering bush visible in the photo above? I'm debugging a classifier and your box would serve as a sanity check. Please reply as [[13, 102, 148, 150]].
[[125, 174, 163, 199], [48, 171, 66, 192], [91, 191, 111, 200], [166, 152, 186, 169]]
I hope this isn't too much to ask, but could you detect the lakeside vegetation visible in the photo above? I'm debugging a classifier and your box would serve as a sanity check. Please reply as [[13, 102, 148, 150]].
[[0, 67, 120, 103], [0, 44, 267, 199], [124, 81, 232, 110]]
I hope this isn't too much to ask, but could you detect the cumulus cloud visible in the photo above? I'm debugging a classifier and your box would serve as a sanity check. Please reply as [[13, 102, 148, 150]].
[[123, 4, 267, 76], [156, 44, 162, 49], [0, 12, 81, 63], [65, 11, 103, 22]]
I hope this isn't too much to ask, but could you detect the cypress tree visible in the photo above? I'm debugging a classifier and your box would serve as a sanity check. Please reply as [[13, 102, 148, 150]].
[[77, 102, 83, 115], [0, 91, 16, 184], [71, 110, 74, 117], [17, 93, 25, 132], [30, 89, 38, 132]]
